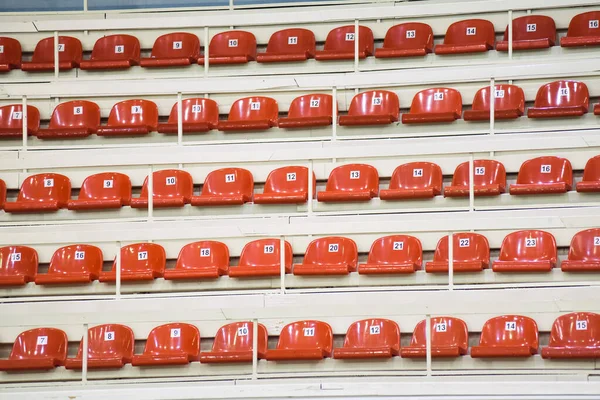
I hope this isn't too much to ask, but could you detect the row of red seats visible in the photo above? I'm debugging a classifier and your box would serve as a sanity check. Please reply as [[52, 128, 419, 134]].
[[1, 12, 599, 73], [1, 312, 599, 371]]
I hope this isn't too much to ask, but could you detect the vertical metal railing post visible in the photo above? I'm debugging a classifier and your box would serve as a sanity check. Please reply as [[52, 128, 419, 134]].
[[279, 237, 286, 294], [508, 11, 513, 60], [252, 319, 258, 380], [425, 314, 432, 377], [53, 32, 59, 79], [448, 232, 454, 291], [468, 156, 475, 213], [147, 166, 154, 222], [177, 92, 183, 146], [204, 27, 210, 78], [115, 241, 122, 300], [21, 96, 27, 152], [83, 0, 88, 12], [332, 87, 337, 142], [353, 20, 359, 73], [82, 323, 89, 384], [489, 77, 495, 157], [308, 160, 314, 216]]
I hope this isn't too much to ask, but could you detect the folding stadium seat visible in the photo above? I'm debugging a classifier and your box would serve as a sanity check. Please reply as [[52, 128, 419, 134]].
[[140, 33, 200, 67], [527, 81, 589, 118], [425, 233, 490, 273], [256, 28, 316, 62], [560, 229, 600, 272], [163, 240, 229, 280], [317, 164, 379, 202], [190, 168, 253, 206], [217, 97, 278, 132], [379, 162, 443, 200], [492, 230, 557, 272], [496, 15, 556, 51], [374, 23, 433, 58], [463, 84, 525, 121], [509, 156, 572, 195], [402, 88, 462, 124], [130, 169, 193, 208], [596, 104, 600, 115], [277, 94, 335, 129], [561, 12, 600, 47], [0, 179, 4, 209], [4, 173, 71, 213], [253, 166, 316, 204], [21, 36, 82, 71], [0, 245, 38, 286], [293, 236, 357, 276], [315, 25, 374, 60], [96, 100, 158, 136], [434, 19, 495, 54], [338, 90, 399, 126], [400, 317, 468, 358], [35, 244, 103, 285], [0, 328, 67, 371], [0, 37, 21, 72], [358, 235, 422, 274], [333, 319, 400, 359], [0, 104, 40, 138], [471, 315, 539, 357], [443, 160, 506, 197], [198, 30, 256, 65], [541, 312, 600, 359], [199, 321, 268, 363], [67, 172, 131, 210], [228, 238, 293, 278], [36, 100, 101, 139], [99, 243, 166, 282], [265, 320, 333, 360], [65, 324, 134, 369], [577, 155, 600, 192], [80, 34, 140, 70], [131, 323, 200, 366], [157, 98, 219, 134]]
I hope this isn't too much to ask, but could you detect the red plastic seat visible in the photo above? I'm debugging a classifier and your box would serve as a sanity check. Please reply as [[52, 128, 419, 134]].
[[21, 36, 82, 71], [317, 164, 379, 202], [99, 243, 165, 282], [527, 81, 589, 118], [577, 155, 600, 192], [217, 97, 278, 132], [253, 166, 316, 204], [191, 168, 253, 206], [36, 100, 101, 139], [444, 160, 506, 197], [157, 98, 219, 134], [35, 244, 103, 285], [333, 319, 400, 359], [164, 241, 229, 280], [199, 322, 268, 363], [400, 317, 468, 358], [130, 169, 193, 208], [4, 173, 70, 213], [278, 94, 335, 129], [80, 34, 140, 70], [402, 88, 462, 124], [265, 320, 333, 360], [0, 328, 67, 371], [131, 323, 200, 366], [464, 84, 525, 121], [338, 90, 399, 126], [198, 30, 256, 65], [0, 37, 21, 72], [492, 230, 557, 272], [496, 15, 556, 51], [596, 104, 600, 115], [509, 156, 572, 195], [315, 25, 373, 60], [65, 324, 134, 370], [471, 316, 539, 358], [140, 32, 200, 67], [425, 233, 490, 273], [0, 104, 40, 138], [541, 312, 600, 359], [358, 235, 422, 275], [380, 162, 442, 200], [435, 19, 495, 54], [228, 238, 292, 278], [561, 12, 600, 47], [97, 100, 158, 136], [0, 246, 38, 286], [375, 23, 433, 58], [0, 178, 4, 209], [293, 236, 357, 276], [67, 172, 131, 210], [560, 229, 600, 272], [256, 28, 315, 63]]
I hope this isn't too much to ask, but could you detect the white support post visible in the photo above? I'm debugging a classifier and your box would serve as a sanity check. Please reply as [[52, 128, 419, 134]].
[[353, 20, 359, 73], [203, 27, 209, 78], [229, 0, 234, 11], [307, 160, 314, 216], [448, 232, 454, 291], [252, 319, 258, 380], [81, 323, 88, 385], [83, 0, 88, 12], [21, 96, 27, 152], [425, 314, 432, 377], [331, 87, 337, 142], [489, 77, 495, 136], [508, 10, 513, 60], [468, 156, 475, 213], [177, 92, 183, 146], [147, 166, 154, 222], [53, 31, 59, 79], [115, 241, 122, 300], [279, 237, 286, 294]]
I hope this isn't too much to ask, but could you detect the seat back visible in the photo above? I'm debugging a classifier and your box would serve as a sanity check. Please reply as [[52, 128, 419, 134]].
[[226, 97, 278, 124], [78, 172, 132, 204], [210, 322, 268, 354], [0, 37, 22, 67], [0, 245, 38, 280], [409, 317, 468, 350], [106, 100, 158, 130], [200, 168, 254, 198], [139, 169, 194, 201], [470, 84, 525, 113], [443, 19, 495, 46], [325, 164, 379, 194], [9, 328, 67, 362], [262, 166, 316, 197], [88, 34, 140, 63], [478, 315, 539, 349], [16, 173, 71, 205], [582, 155, 600, 183], [547, 312, 600, 348], [286, 94, 334, 120], [166, 98, 219, 126], [408, 88, 462, 115], [450, 160, 506, 188], [30, 36, 82, 64], [432, 233, 490, 265], [176, 240, 229, 270], [143, 323, 200, 358], [323, 25, 374, 55], [75, 324, 134, 361], [112, 243, 166, 275], [497, 230, 557, 263], [382, 23, 433, 51], [238, 238, 293, 269], [265, 28, 315, 56], [388, 162, 442, 191], [0, 105, 40, 133], [48, 244, 103, 277], [208, 30, 256, 59], [566, 11, 600, 38], [276, 320, 333, 353], [515, 156, 572, 186], [48, 100, 101, 131], [302, 236, 358, 267], [567, 229, 600, 263], [503, 15, 556, 44], [532, 80, 589, 111], [150, 32, 200, 60], [347, 90, 399, 119], [342, 319, 400, 350], [366, 235, 422, 268]]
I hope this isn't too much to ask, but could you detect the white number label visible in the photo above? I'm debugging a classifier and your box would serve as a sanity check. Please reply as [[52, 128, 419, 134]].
[[590, 20, 599, 29], [200, 248, 211, 257], [263, 245, 274, 254], [104, 331, 115, 341], [74, 251, 85, 260], [413, 168, 423, 177], [286, 172, 296, 181], [37, 336, 48, 345], [328, 243, 339, 252], [435, 323, 447, 332], [165, 176, 176, 185], [525, 238, 537, 247], [434, 92, 444, 101], [372, 96, 383, 106], [526, 23, 537, 32], [393, 241, 404, 250], [576, 320, 588, 330], [131, 105, 142, 114], [505, 321, 517, 331], [103, 179, 114, 189], [541, 165, 551, 173], [191, 104, 202, 113], [237, 326, 249, 336], [225, 173, 235, 183], [173, 41, 183, 49], [350, 170, 360, 179], [137, 251, 148, 260], [114, 45, 124, 54], [250, 102, 260, 110], [475, 167, 485, 176], [559, 88, 570, 96], [406, 30, 416, 39], [11, 112, 22, 120], [10, 253, 21, 262], [310, 99, 320, 108], [303, 327, 315, 337], [228, 39, 238, 47], [494, 89, 505, 99], [0, 45, 4, 53], [466, 27, 476, 36], [345, 33, 355, 41], [44, 178, 54, 188], [287, 36, 298, 45], [369, 325, 380, 335], [459, 238, 470, 247], [170, 328, 181, 338], [594, 237, 600, 246], [58, 43, 65, 52], [73, 106, 83, 115]]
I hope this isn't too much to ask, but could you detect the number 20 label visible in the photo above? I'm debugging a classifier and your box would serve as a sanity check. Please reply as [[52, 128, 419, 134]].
[[328, 244, 339, 252]]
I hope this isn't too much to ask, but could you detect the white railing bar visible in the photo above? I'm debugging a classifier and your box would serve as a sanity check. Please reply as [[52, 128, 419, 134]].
[[448, 232, 454, 291], [115, 241, 122, 300], [279, 237, 286, 294], [425, 314, 432, 377], [53, 31, 59, 80], [354, 19, 359, 73], [331, 87, 337, 142], [307, 160, 314, 216], [21, 95, 27, 153], [508, 10, 513, 60], [147, 165, 154, 222], [204, 27, 209, 78], [177, 92, 183, 146], [252, 319, 258, 380], [468, 155, 474, 213], [81, 323, 88, 385]]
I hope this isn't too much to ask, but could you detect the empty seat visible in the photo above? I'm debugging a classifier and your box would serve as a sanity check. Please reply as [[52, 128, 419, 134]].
[[380, 162, 443, 200], [67, 172, 131, 210], [527, 81, 589, 118], [402, 88, 462, 124], [0, 179, 4, 209], [99, 243, 166, 282], [65, 324, 134, 369], [131, 323, 200, 366], [425, 233, 490, 273], [164, 241, 229, 280], [400, 317, 468, 358], [96, 100, 158, 136], [256, 28, 316, 62], [338, 90, 399, 126], [21, 36, 82, 71], [317, 164, 379, 202], [443, 160, 506, 197], [509, 156, 572, 195], [228, 238, 293, 278], [577, 155, 600, 192], [199, 322, 268, 363], [561, 12, 600, 47], [80, 34, 140, 70], [496, 15, 556, 51], [253, 166, 316, 204], [0, 328, 67, 371], [0, 245, 38, 286], [435, 19, 495, 55], [358, 235, 422, 274], [130, 169, 193, 208], [471, 315, 539, 357], [140, 32, 200, 67], [541, 312, 600, 359], [463, 84, 525, 121], [265, 320, 333, 360], [596, 104, 600, 115], [157, 98, 219, 134], [277, 94, 335, 129], [190, 168, 253, 206], [492, 230, 557, 272], [35, 100, 101, 139], [0, 104, 40, 138], [198, 30, 256, 65], [0, 37, 21, 72], [333, 319, 400, 359], [315, 25, 374, 60], [560, 229, 600, 272], [35, 244, 103, 285], [217, 96, 278, 132], [293, 236, 358, 276], [4, 173, 71, 213], [375, 23, 433, 58]]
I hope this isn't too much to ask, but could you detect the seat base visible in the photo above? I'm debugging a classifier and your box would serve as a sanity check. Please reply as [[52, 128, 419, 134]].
[[527, 106, 587, 119], [21, 61, 77, 72], [265, 348, 328, 360], [131, 354, 194, 366], [400, 346, 465, 358], [130, 197, 188, 208], [317, 190, 376, 203], [293, 263, 353, 276], [575, 181, 600, 193], [277, 116, 332, 129], [374, 47, 428, 58], [99, 271, 160, 282], [96, 126, 150, 136], [217, 120, 274, 132], [198, 56, 252, 65], [0, 358, 60, 371], [64, 357, 127, 370], [140, 57, 196, 68], [163, 268, 225, 280], [36, 127, 93, 139], [0, 128, 35, 138], [560, 260, 600, 272], [401, 112, 460, 124], [380, 187, 439, 200], [199, 350, 266, 363], [79, 60, 135, 70], [541, 347, 600, 359], [256, 52, 310, 63], [333, 346, 399, 359], [434, 43, 492, 55], [470, 345, 536, 358], [253, 192, 308, 204], [358, 263, 418, 275], [314, 51, 367, 61], [0, 275, 30, 286], [35, 273, 97, 285], [492, 260, 554, 273], [4, 201, 61, 213], [443, 184, 504, 197], [190, 195, 250, 206], [157, 122, 213, 134], [338, 115, 396, 126], [509, 183, 570, 195], [67, 198, 124, 210], [463, 109, 522, 121], [560, 36, 600, 48], [496, 39, 553, 51], [228, 266, 289, 278], [425, 261, 486, 273]]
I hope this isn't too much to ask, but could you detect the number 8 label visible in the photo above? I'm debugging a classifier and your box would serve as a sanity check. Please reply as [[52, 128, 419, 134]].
[[104, 331, 115, 341]]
